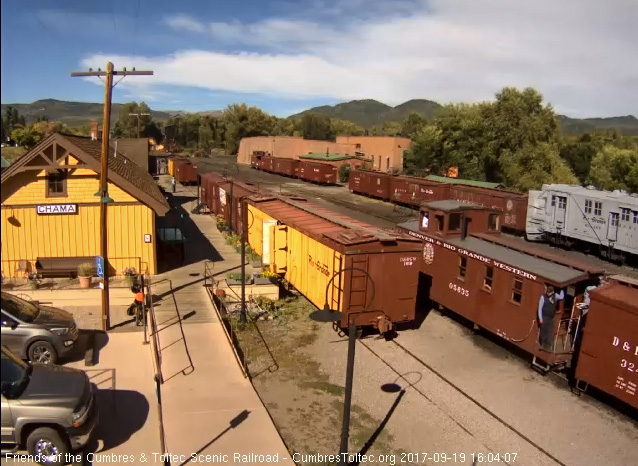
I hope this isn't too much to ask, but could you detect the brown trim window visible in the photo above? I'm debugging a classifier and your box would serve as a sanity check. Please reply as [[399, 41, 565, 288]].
[[511, 278, 523, 304], [436, 215, 445, 231], [488, 214, 499, 230], [46, 170, 67, 198], [483, 266, 493, 291], [458, 256, 467, 279]]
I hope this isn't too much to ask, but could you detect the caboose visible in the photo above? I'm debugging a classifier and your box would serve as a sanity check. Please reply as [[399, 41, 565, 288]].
[[398, 200, 604, 372]]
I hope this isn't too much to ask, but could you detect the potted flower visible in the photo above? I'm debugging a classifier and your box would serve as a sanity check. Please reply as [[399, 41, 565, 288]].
[[122, 267, 138, 286], [226, 272, 252, 286], [24, 271, 42, 290], [253, 270, 279, 285], [77, 262, 94, 289]]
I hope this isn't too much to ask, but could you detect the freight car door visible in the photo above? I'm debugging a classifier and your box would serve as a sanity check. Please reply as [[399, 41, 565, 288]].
[[262, 220, 277, 265], [269, 225, 288, 274]]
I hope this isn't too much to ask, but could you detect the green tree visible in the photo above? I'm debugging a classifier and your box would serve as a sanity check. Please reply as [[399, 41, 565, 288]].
[[113, 102, 154, 138], [587, 145, 638, 193], [330, 118, 365, 136], [500, 143, 579, 191], [198, 122, 214, 150], [222, 104, 277, 154], [10, 127, 41, 148], [404, 124, 443, 175], [401, 112, 427, 140], [300, 113, 334, 141]]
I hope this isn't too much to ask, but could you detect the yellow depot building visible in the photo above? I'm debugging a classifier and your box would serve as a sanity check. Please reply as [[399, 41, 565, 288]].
[[1, 133, 170, 279]]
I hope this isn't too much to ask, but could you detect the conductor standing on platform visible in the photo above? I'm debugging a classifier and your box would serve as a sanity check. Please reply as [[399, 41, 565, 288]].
[[538, 285, 564, 352], [171, 176, 176, 193]]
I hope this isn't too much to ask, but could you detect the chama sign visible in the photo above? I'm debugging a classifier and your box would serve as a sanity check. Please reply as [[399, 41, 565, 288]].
[[36, 204, 78, 215]]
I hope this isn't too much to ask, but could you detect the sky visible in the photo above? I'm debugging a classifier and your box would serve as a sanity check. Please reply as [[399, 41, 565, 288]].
[[1, 0, 637, 118]]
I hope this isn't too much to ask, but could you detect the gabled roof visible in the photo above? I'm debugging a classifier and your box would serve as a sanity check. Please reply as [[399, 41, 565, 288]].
[[1, 133, 169, 215]]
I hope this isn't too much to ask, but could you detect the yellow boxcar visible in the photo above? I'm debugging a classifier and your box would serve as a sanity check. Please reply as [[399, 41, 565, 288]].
[[168, 158, 174, 176], [246, 196, 422, 333]]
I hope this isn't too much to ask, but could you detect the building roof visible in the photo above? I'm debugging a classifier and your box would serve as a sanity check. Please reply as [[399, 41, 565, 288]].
[[1, 133, 169, 215], [589, 280, 638, 316], [299, 153, 353, 161], [424, 174, 504, 189], [422, 200, 492, 212], [1, 156, 9, 168], [397, 220, 587, 284], [111, 138, 149, 171]]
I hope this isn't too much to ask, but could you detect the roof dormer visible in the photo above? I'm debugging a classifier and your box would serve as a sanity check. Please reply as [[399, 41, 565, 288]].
[[419, 200, 501, 240]]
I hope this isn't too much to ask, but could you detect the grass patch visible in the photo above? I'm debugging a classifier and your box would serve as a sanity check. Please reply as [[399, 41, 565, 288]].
[[1, 146, 27, 164]]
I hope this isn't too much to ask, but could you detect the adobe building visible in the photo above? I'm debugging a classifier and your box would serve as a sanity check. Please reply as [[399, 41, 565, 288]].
[[1, 133, 170, 278], [336, 136, 411, 172], [237, 135, 411, 172]]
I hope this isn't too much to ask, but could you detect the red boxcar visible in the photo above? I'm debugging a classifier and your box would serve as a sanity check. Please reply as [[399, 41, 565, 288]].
[[574, 276, 638, 409], [174, 160, 198, 184], [261, 156, 275, 173], [449, 185, 528, 234], [213, 180, 257, 232], [272, 157, 300, 178], [398, 200, 603, 371], [389, 175, 450, 206], [299, 161, 338, 184], [348, 169, 392, 199], [200, 172, 226, 214]]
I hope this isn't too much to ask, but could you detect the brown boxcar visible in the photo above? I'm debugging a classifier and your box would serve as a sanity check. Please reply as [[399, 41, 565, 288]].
[[389, 174, 451, 206], [348, 169, 392, 199], [298, 161, 338, 184], [174, 160, 198, 184], [200, 172, 226, 214], [574, 276, 638, 409], [261, 156, 275, 173], [246, 195, 422, 332], [213, 180, 257, 232], [272, 157, 300, 178], [449, 185, 528, 234], [398, 200, 603, 370]]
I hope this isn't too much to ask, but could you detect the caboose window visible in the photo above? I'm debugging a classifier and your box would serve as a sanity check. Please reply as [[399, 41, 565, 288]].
[[558, 197, 566, 209], [458, 256, 467, 279], [449, 213, 461, 231], [620, 208, 630, 222], [436, 215, 444, 231], [511, 279, 523, 304], [483, 266, 493, 291], [488, 214, 499, 230], [594, 202, 602, 216], [584, 200, 592, 214], [421, 212, 429, 229]]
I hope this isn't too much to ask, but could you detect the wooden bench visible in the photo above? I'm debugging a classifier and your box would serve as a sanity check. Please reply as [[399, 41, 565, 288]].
[[36, 257, 95, 278]]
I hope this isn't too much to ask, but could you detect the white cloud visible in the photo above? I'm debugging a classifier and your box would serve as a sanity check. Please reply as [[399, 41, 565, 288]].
[[163, 14, 206, 33], [86, 0, 638, 117]]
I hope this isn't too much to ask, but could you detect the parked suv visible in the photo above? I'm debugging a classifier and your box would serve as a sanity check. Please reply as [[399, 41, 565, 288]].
[[1, 291, 79, 365], [1, 345, 98, 466]]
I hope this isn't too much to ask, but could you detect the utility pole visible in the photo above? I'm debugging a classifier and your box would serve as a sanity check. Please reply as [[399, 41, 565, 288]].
[[71, 63, 153, 332], [129, 112, 151, 138]]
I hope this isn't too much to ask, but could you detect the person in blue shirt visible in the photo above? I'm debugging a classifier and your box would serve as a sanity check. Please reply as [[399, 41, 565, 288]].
[[538, 285, 565, 352]]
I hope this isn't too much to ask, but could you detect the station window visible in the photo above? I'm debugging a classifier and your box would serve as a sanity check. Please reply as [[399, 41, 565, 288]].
[[620, 208, 630, 222], [436, 215, 445, 231], [46, 170, 67, 198], [584, 200, 592, 214], [488, 214, 499, 230], [511, 279, 523, 304], [449, 213, 461, 231], [483, 266, 493, 291], [458, 256, 467, 279], [594, 201, 602, 216]]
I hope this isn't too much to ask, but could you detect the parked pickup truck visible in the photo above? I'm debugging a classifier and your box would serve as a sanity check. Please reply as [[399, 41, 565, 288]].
[[1, 345, 98, 466]]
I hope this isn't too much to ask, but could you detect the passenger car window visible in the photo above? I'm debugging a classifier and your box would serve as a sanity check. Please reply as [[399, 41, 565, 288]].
[[1, 294, 39, 323]]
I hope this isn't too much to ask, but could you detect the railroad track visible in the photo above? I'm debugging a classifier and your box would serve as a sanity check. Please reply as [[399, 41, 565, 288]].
[[356, 335, 566, 466]]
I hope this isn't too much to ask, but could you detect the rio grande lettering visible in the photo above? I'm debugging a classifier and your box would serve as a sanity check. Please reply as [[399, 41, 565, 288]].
[[308, 255, 329, 277]]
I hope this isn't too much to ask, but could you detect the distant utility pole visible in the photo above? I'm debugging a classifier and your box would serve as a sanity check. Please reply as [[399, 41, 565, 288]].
[[71, 62, 153, 332], [129, 112, 151, 138]]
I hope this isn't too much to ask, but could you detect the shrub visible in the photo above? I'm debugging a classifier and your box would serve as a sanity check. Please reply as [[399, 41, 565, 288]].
[[338, 163, 350, 182], [77, 262, 94, 277]]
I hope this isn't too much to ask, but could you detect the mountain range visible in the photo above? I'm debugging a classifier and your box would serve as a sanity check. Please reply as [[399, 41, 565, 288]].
[[2, 98, 637, 136]]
